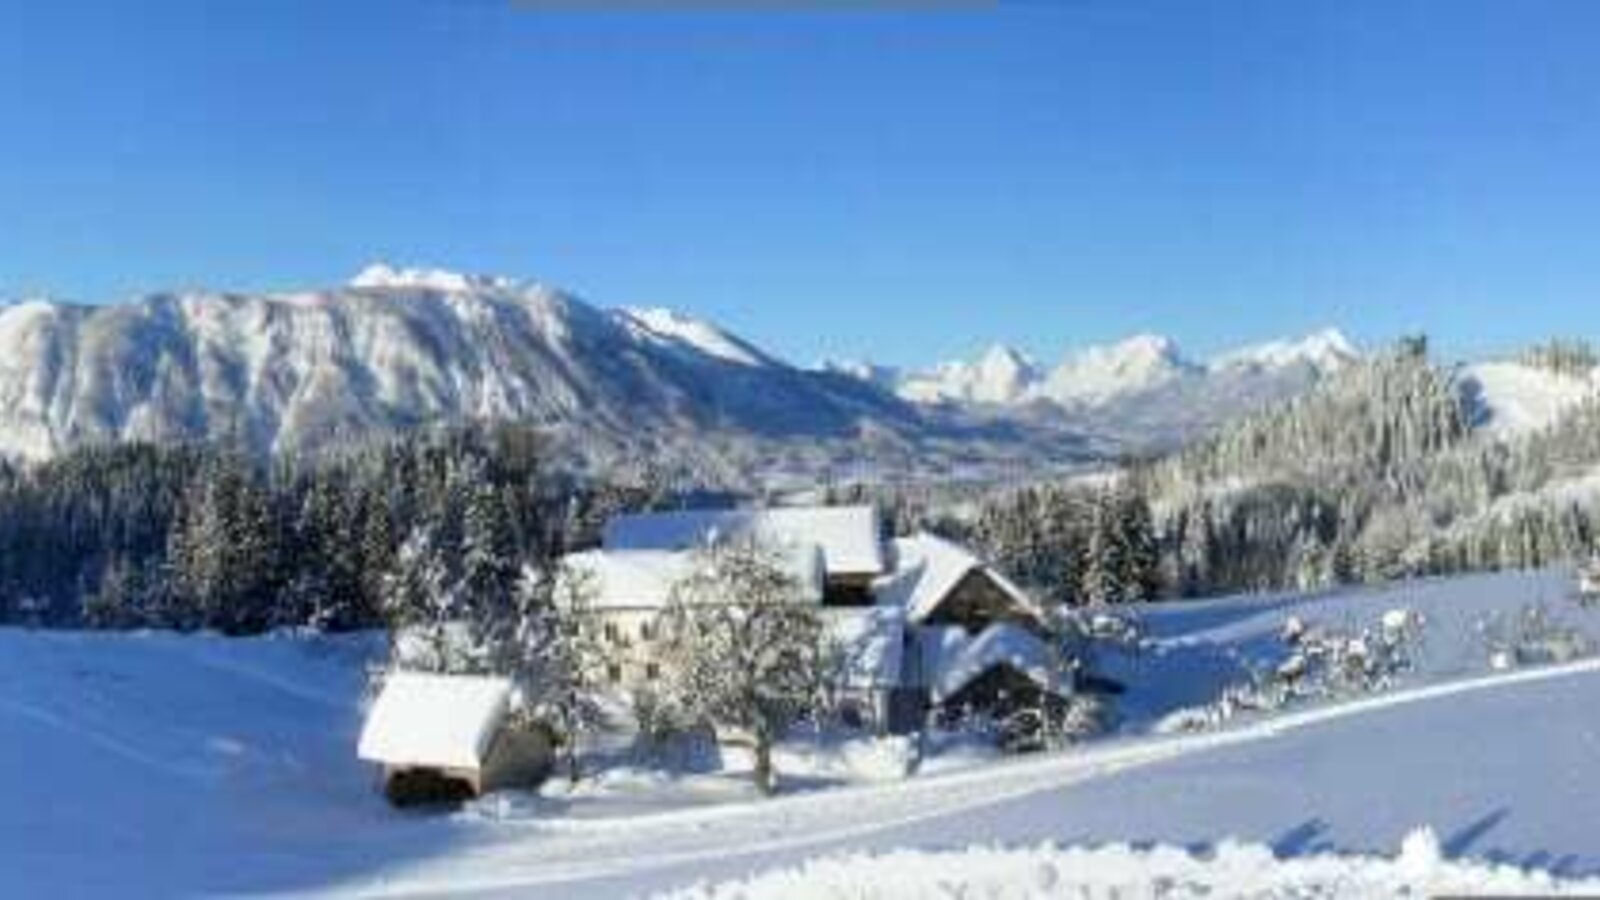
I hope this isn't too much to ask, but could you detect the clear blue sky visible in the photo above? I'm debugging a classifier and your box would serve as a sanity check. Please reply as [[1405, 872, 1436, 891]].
[[3, 1, 1599, 367]]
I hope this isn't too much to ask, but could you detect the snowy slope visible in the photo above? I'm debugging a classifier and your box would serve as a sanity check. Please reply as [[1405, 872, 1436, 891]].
[[1459, 360, 1600, 437], [0, 630, 393, 897], [1106, 567, 1600, 727], [315, 661, 1600, 898], [5, 568, 1600, 897], [614, 307, 775, 368]]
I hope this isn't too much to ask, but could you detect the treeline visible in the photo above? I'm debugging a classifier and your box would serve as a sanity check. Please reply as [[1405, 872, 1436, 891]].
[[958, 482, 1160, 606], [0, 427, 660, 632], [1519, 338, 1599, 378]]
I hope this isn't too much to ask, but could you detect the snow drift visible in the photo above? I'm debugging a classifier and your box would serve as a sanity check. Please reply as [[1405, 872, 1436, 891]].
[[657, 830, 1600, 900]]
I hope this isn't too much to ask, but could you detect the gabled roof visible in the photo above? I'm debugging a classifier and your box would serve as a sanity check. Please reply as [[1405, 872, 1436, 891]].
[[877, 532, 1042, 624], [918, 623, 1068, 704], [561, 543, 826, 611], [357, 672, 512, 771], [602, 505, 884, 577]]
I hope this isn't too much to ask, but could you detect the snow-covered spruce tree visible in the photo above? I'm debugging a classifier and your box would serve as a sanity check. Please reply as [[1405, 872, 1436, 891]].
[[166, 454, 284, 635], [969, 482, 1119, 607], [1112, 487, 1160, 603], [458, 467, 523, 674], [654, 536, 825, 795], [517, 563, 607, 784], [357, 493, 397, 625], [82, 555, 153, 629], [290, 473, 367, 630], [1081, 489, 1125, 605], [380, 525, 470, 673]]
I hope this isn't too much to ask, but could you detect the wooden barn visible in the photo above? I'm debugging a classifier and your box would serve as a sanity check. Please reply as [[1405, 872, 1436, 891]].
[[358, 671, 552, 806]]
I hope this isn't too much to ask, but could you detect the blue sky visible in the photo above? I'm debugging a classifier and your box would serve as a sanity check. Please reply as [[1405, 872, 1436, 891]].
[[2, 1, 1599, 367]]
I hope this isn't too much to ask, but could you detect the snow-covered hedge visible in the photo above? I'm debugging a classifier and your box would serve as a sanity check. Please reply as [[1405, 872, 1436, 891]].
[[1480, 602, 1593, 671], [1158, 608, 1425, 732]]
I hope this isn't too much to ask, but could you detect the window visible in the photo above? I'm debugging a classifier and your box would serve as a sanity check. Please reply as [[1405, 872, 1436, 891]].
[[639, 620, 655, 641], [645, 662, 660, 681], [603, 622, 620, 643], [606, 663, 623, 684]]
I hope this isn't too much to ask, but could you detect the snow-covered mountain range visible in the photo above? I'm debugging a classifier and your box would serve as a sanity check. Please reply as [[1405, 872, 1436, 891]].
[[864, 328, 1358, 410], [0, 265, 931, 463], [18, 263, 1583, 477], [0, 265, 1369, 469]]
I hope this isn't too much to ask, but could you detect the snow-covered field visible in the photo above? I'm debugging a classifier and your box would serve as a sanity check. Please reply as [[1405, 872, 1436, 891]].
[[5, 568, 1600, 898]]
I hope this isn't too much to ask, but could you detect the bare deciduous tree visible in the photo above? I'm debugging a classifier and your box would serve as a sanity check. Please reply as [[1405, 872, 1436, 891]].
[[655, 536, 825, 795]]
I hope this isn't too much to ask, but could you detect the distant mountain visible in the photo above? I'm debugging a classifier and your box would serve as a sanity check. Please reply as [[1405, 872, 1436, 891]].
[[875, 328, 1356, 410], [1033, 333, 1198, 408], [1210, 328, 1359, 376], [0, 265, 940, 464], [898, 345, 1039, 406], [821, 328, 1359, 452]]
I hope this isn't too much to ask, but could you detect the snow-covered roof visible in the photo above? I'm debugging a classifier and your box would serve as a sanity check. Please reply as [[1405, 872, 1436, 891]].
[[562, 550, 695, 611], [823, 606, 907, 689], [919, 623, 1067, 704], [562, 543, 826, 611], [877, 533, 1041, 624], [603, 506, 884, 577], [357, 671, 512, 771]]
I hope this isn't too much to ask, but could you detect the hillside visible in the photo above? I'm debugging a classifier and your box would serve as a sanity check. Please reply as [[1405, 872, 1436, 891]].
[[1125, 341, 1600, 596]]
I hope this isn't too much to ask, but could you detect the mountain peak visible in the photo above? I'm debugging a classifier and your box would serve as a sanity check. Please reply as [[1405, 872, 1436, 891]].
[[1211, 328, 1358, 374], [896, 342, 1037, 405], [1100, 333, 1184, 365], [1033, 333, 1193, 407], [349, 262, 515, 294], [978, 343, 1033, 369]]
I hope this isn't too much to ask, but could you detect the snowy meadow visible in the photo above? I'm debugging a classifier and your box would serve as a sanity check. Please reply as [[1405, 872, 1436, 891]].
[[6, 567, 1600, 897]]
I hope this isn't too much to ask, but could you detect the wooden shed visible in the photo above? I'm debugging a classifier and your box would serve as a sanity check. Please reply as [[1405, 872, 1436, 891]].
[[358, 671, 552, 806]]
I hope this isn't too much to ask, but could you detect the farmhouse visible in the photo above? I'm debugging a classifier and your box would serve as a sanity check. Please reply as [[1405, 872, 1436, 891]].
[[357, 671, 552, 804], [567, 505, 1072, 734], [602, 505, 883, 605]]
